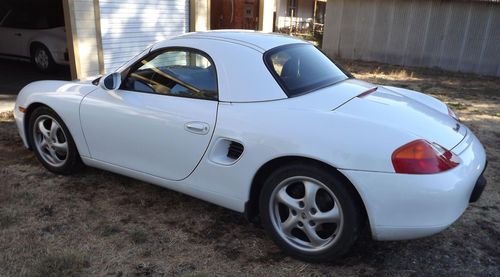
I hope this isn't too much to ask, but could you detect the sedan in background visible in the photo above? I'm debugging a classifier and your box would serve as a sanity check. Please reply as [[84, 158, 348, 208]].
[[0, 2, 68, 72]]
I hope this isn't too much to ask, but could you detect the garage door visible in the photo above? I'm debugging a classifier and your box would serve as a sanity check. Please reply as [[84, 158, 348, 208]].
[[99, 0, 189, 72]]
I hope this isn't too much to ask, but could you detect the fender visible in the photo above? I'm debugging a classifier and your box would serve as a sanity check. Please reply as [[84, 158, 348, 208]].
[[15, 80, 98, 157]]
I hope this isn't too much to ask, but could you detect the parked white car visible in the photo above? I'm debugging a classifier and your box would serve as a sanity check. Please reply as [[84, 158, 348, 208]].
[[13, 31, 487, 262], [0, 3, 68, 72]]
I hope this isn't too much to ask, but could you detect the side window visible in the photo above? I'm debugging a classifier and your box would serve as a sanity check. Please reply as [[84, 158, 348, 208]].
[[2, 10, 31, 28], [0, 4, 10, 24], [122, 49, 218, 100]]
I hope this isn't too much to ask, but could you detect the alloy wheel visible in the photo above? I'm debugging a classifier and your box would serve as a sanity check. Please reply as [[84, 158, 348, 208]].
[[33, 115, 68, 167], [35, 49, 49, 70], [269, 176, 344, 252]]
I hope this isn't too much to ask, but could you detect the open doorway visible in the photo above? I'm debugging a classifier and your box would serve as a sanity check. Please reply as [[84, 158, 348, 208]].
[[0, 0, 70, 95], [210, 0, 260, 30]]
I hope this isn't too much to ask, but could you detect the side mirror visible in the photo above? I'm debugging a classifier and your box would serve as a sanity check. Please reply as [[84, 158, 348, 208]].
[[99, 72, 122, 90]]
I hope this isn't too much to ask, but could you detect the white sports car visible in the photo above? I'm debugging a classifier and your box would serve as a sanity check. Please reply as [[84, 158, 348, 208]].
[[14, 31, 487, 262]]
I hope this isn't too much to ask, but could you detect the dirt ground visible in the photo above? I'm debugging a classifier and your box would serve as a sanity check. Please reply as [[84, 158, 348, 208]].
[[0, 61, 499, 276]]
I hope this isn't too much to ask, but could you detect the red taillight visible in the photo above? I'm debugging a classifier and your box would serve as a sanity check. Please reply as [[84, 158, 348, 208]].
[[392, 139, 460, 174]]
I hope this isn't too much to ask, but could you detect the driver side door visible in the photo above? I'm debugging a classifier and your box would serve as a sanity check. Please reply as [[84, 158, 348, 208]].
[[80, 48, 218, 181]]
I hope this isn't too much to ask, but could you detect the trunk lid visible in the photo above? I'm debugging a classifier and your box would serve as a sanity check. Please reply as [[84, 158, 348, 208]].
[[333, 83, 466, 149]]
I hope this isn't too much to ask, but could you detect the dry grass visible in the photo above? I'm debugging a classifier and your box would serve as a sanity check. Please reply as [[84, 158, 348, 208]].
[[0, 61, 499, 276], [30, 251, 89, 277], [0, 110, 13, 121]]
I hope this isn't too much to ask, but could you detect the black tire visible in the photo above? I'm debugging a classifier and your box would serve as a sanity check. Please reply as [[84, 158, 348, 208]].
[[27, 106, 82, 175], [31, 44, 56, 73], [259, 162, 364, 262]]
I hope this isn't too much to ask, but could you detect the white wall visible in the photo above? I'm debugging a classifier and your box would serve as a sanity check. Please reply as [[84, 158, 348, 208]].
[[99, 0, 190, 72]]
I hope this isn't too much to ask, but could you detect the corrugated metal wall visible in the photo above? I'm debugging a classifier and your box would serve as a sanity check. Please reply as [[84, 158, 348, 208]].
[[322, 0, 500, 76], [99, 0, 190, 72]]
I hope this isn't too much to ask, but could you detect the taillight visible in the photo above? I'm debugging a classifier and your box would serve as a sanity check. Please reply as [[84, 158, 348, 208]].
[[392, 139, 460, 174], [447, 106, 460, 121]]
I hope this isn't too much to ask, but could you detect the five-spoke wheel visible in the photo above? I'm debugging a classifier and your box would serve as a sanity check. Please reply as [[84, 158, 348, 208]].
[[270, 176, 343, 252], [33, 115, 68, 167], [28, 106, 82, 174], [260, 163, 364, 262]]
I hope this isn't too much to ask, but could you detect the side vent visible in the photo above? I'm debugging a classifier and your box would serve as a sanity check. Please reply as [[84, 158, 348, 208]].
[[227, 141, 244, 160], [208, 139, 244, 165]]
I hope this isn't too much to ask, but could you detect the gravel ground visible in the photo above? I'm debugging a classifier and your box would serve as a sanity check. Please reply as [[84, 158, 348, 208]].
[[0, 61, 499, 276]]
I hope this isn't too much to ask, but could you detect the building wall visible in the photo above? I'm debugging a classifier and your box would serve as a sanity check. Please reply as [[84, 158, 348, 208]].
[[322, 0, 500, 76], [99, 0, 190, 73]]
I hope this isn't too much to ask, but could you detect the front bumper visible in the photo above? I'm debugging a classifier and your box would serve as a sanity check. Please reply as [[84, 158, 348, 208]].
[[13, 102, 29, 149], [340, 130, 487, 241]]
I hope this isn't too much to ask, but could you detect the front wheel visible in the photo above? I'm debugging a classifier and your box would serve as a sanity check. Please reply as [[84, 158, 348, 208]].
[[28, 107, 82, 174], [31, 45, 56, 72], [259, 163, 364, 262]]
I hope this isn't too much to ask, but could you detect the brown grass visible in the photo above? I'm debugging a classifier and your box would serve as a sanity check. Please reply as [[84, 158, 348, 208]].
[[0, 110, 13, 121], [0, 61, 499, 275]]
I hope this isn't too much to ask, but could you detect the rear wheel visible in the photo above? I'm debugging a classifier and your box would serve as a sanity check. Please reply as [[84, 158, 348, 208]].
[[259, 163, 364, 262], [28, 107, 82, 174]]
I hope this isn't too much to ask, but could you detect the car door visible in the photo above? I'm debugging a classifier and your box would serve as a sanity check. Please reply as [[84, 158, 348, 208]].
[[80, 48, 219, 181]]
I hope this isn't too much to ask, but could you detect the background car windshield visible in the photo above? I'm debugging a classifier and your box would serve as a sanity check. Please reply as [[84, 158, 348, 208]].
[[1, 4, 64, 29], [266, 44, 348, 97]]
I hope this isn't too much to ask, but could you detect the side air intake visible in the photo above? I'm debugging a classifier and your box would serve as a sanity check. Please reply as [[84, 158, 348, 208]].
[[227, 141, 244, 160]]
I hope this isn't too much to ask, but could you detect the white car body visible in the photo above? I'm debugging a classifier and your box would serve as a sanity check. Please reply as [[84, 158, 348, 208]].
[[13, 31, 487, 242]]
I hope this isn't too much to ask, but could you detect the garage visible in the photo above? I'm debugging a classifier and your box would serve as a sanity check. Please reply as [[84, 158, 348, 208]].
[[98, 0, 190, 72]]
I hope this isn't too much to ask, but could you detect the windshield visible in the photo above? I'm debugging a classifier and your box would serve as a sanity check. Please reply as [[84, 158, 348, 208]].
[[264, 44, 349, 97]]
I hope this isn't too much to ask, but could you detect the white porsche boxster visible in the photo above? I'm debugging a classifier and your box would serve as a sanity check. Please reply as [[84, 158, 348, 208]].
[[14, 31, 487, 262]]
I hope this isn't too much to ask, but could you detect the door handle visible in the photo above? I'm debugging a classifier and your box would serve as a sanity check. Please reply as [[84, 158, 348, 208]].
[[184, 122, 210, 135], [14, 33, 22, 36]]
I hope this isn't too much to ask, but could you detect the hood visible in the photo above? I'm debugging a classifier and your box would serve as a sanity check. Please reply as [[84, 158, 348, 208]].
[[333, 83, 466, 150]]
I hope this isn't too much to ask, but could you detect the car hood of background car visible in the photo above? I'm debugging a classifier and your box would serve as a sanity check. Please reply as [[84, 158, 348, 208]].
[[292, 79, 466, 150]]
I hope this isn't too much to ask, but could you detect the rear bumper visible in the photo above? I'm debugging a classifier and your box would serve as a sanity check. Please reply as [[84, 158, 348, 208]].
[[469, 165, 487, 203], [340, 130, 487, 241]]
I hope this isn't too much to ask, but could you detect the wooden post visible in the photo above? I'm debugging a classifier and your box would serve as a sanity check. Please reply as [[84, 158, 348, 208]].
[[312, 0, 318, 33]]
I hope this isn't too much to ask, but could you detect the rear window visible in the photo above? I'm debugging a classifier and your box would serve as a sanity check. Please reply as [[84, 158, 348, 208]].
[[264, 44, 349, 97]]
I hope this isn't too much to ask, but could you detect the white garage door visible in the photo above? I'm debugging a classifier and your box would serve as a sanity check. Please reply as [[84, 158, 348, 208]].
[[99, 0, 189, 72]]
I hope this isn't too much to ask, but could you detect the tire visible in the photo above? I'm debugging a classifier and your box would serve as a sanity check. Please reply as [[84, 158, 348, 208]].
[[28, 106, 82, 175], [259, 163, 364, 262], [31, 44, 56, 73]]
